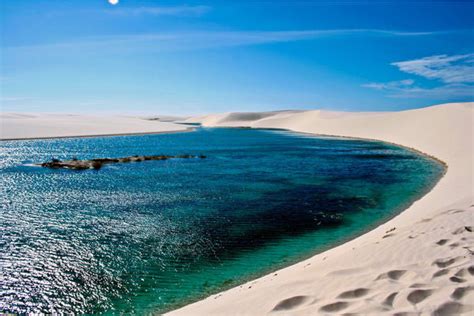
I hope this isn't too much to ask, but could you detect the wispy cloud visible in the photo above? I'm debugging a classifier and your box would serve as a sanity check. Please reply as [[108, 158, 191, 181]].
[[388, 84, 473, 98], [392, 54, 474, 83], [1, 96, 33, 102], [362, 79, 414, 90], [363, 53, 474, 99], [6, 29, 439, 55], [106, 5, 211, 17]]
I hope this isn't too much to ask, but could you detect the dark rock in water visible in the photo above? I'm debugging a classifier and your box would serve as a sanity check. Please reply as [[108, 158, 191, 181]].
[[91, 161, 103, 170], [39, 154, 206, 170]]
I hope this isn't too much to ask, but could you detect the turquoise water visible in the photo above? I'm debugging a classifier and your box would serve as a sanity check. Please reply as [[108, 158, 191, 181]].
[[0, 128, 444, 314]]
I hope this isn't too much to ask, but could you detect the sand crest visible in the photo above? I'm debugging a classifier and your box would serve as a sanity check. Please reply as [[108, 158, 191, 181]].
[[0, 113, 189, 140]]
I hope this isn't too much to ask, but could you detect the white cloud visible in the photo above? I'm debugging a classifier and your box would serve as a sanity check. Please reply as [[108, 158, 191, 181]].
[[107, 5, 211, 17], [362, 79, 414, 90], [388, 84, 474, 99], [391, 54, 474, 83], [363, 81, 473, 99], [363, 53, 474, 99]]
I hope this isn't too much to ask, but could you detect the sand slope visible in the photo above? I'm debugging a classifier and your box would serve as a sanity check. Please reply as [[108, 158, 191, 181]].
[[169, 103, 474, 315], [0, 113, 189, 140]]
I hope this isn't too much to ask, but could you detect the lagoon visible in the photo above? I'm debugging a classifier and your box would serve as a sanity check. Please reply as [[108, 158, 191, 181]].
[[0, 128, 444, 314]]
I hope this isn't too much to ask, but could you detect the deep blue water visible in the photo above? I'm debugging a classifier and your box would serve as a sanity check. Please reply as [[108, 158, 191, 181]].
[[0, 128, 444, 314]]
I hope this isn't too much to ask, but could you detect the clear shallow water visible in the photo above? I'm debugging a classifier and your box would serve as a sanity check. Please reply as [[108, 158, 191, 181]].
[[0, 128, 444, 314]]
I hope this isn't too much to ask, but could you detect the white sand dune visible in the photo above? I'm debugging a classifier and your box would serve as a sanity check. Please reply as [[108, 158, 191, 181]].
[[0, 113, 189, 140], [169, 102, 474, 315]]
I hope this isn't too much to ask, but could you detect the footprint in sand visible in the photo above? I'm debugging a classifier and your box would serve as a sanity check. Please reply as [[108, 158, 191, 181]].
[[432, 301, 466, 315], [449, 242, 460, 249], [449, 276, 466, 283], [420, 217, 432, 222], [436, 239, 449, 246], [407, 289, 433, 305], [376, 270, 406, 281], [337, 288, 370, 299], [338, 288, 370, 299], [433, 268, 450, 278], [328, 267, 365, 276], [319, 301, 349, 313], [452, 227, 465, 235], [441, 208, 465, 215], [455, 268, 469, 277], [410, 283, 429, 288], [271, 295, 310, 312], [452, 226, 474, 235], [463, 247, 474, 255], [451, 286, 474, 300], [468, 266, 474, 276], [383, 292, 398, 307], [432, 257, 458, 268]]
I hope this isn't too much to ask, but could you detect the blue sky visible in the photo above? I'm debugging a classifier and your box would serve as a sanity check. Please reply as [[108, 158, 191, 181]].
[[1, 0, 473, 115]]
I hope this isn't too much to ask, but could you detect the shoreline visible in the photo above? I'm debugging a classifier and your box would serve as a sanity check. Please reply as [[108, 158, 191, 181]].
[[169, 102, 473, 315], [251, 126, 450, 168], [201, 125, 449, 168]]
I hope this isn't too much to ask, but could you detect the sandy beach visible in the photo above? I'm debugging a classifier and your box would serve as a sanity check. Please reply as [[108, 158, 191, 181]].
[[0, 113, 189, 140], [169, 102, 474, 315]]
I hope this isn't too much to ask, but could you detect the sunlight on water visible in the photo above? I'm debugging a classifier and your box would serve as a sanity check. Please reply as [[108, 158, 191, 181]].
[[0, 128, 444, 314]]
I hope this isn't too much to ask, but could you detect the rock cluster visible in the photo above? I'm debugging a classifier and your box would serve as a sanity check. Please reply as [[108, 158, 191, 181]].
[[39, 154, 206, 170]]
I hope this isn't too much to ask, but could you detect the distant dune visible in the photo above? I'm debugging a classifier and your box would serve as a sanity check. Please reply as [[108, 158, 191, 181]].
[[0, 113, 189, 140], [169, 102, 474, 315]]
